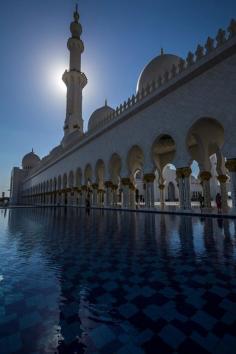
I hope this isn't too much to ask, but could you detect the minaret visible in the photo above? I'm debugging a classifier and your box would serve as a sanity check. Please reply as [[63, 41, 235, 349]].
[[62, 5, 87, 142]]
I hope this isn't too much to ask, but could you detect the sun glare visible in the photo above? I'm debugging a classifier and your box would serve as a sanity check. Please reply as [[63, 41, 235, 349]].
[[49, 65, 67, 96]]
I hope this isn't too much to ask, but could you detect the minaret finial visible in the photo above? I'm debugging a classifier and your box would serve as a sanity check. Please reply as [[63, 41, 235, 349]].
[[105, 99, 107, 106], [32, 148, 34, 153], [161, 48, 164, 56], [74, 3, 79, 22]]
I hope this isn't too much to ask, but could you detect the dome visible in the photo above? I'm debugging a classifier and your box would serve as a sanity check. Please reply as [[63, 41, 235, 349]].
[[137, 52, 183, 92], [22, 150, 40, 170], [88, 101, 115, 131]]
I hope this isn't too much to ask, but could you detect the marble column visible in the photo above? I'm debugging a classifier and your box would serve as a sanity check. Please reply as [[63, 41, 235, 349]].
[[225, 159, 236, 211], [121, 178, 130, 208], [176, 167, 192, 210], [143, 173, 155, 208], [217, 174, 228, 212], [112, 185, 118, 207], [159, 184, 165, 208], [199, 171, 212, 209]]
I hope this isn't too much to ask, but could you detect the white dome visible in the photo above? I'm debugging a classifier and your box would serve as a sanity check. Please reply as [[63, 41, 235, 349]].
[[88, 102, 115, 131], [22, 150, 40, 170], [137, 53, 183, 92]]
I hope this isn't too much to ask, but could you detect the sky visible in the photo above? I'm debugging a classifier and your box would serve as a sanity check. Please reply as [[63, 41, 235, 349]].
[[0, 0, 235, 196]]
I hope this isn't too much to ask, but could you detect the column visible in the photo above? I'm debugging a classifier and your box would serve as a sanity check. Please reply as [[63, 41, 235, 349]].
[[176, 167, 192, 210], [143, 173, 155, 208], [159, 184, 165, 208], [104, 181, 113, 207], [199, 171, 212, 209], [112, 185, 118, 207], [129, 183, 136, 209], [225, 159, 236, 211], [217, 175, 228, 212], [92, 184, 98, 206], [121, 178, 130, 208]]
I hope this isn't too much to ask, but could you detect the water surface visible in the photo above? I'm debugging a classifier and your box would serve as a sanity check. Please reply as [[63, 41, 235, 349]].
[[0, 208, 236, 353]]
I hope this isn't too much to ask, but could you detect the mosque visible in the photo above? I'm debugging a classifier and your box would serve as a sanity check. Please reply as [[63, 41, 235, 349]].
[[10, 7, 236, 213]]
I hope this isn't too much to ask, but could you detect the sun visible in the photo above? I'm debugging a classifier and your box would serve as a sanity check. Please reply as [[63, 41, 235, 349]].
[[49, 64, 67, 96]]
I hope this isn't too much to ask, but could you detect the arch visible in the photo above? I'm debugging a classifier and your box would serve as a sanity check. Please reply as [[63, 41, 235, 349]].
[[63, 173, 67, 189], [53, 177, 57, 191], [127, 145, 144, 176], [49, 179, 53, 192], [109, 153, 122, 185], [58, 175, 62, 190], [152, 134, 176, 173], [95, 159, 106, 187], [84, 164, 92, 185], [76, 168, 82, 187], [186, 117, 224, 171], [68, 170, 74, 188]]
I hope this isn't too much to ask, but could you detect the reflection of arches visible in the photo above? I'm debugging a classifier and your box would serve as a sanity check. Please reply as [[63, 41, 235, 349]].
[[168, 182, 175, 201], [109, 153, 121, 185], [127, 145, 144, 177]]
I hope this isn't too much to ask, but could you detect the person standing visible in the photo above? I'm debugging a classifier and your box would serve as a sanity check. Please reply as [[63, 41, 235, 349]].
[[215, 193, 222, 213]]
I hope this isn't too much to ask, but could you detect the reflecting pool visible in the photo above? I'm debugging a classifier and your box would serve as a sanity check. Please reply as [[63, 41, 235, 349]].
[[0, 208, 236, 353]]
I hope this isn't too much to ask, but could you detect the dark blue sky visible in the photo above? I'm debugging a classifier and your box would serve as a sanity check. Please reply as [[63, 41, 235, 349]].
[[0, 0, 235, 195]]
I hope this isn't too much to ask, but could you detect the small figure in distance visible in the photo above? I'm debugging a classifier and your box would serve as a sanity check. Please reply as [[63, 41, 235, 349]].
[[198, 193, 204, 210], [85, 196, 90, 215], [215, 193, 222, 213]]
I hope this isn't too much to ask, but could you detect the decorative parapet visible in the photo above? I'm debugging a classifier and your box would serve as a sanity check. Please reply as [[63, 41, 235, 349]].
[[25, 18, 236, 180], [86, 18, 236, 134]]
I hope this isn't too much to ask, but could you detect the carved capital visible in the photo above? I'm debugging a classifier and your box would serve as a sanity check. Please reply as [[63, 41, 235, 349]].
[[81, 185, 87, 191], [199, 171, 212, 181], [217, 174, 228, 183], [112, 184, 118, 190], [143, 173, 155, 183], [176, 167, 192, 178], [92, 183, 98, 190], [159, 184, 165, 190], [226, 159, 236, 172]]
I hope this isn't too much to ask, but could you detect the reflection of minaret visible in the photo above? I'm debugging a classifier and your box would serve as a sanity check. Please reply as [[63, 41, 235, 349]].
[[62, 5, 87, 143]]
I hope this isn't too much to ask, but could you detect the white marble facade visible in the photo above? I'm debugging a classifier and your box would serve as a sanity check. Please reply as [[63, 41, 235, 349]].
[[10, 9, 236, 212]]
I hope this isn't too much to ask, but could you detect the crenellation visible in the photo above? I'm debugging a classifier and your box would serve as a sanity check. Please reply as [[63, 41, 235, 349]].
[[186, 51, 195, 66], [216, 28, 226, 47], [195, 44, 204, 60], [205, 36, 215, 54], [228, 19, 236, 38]]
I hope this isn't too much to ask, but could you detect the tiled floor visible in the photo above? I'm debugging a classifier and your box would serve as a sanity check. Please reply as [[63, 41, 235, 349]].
[[0, 207, 236, 353]]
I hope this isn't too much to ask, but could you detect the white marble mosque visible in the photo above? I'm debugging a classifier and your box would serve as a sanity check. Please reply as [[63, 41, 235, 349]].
[[10, 7, 236, 213]]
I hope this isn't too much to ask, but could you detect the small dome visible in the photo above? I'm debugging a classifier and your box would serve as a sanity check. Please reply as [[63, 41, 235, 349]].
[[137, 52, 183, 92], [22, 150, 40, 170], [88, 101, 115, 131]]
